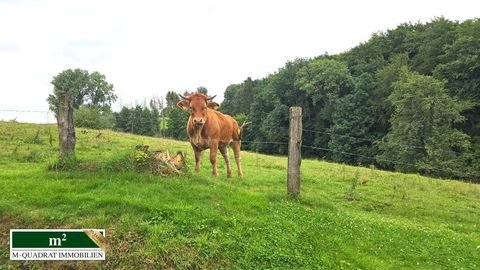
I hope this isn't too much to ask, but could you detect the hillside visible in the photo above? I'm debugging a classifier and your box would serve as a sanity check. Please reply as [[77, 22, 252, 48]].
[[0, 121, 479, 269], [218, 18, 480, 181]]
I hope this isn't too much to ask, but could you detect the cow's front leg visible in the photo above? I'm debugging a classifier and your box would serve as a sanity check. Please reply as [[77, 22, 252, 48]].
[[210, 141, 219, 176], [194, 150, 202, 172]]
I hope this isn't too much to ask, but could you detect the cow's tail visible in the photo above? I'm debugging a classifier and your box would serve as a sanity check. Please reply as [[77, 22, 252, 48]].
[[238, 121, 252, 140]]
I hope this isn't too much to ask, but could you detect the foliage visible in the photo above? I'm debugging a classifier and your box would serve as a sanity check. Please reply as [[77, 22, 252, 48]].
[[378, 69, 471, 178], [220, 77, 258, 116], [220, 18, 480, 180], [196, 86, 208, 95], [433, 19, 480, 138], [0, 121, 479, 269], [114, 105, 160, 136], [74, 106, 116, 130], [233, 113, 247, 126], [328, 73, 376, 164], [165, 90, 180, 109], [47, 69, 116, 117], [295, 58, 355, 105], [164, 107, 189, 140]]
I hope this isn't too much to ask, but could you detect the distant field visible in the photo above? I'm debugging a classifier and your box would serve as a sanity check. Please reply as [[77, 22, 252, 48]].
[[0, 121, 479, 269]]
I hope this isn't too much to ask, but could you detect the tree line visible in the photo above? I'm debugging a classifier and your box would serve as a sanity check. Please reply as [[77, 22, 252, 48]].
[[70, 88, 203, 138], [220, 17, 480, 181], [48, 18, 479, 181]]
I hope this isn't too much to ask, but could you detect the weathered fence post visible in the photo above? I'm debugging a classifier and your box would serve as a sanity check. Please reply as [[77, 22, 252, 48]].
[[288, 106, 302, 196], [58, 92, 76, 159]]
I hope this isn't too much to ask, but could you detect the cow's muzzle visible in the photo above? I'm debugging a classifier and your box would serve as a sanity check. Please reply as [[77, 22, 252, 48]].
[[193, 118, 205, 128]]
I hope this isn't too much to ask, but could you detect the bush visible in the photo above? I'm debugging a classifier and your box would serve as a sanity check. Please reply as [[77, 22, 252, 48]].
[[74, 106, 116, 130]]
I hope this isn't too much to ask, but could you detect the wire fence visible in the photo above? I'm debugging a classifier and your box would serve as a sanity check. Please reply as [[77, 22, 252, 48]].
[[0, 108, 474, 180], [0, 109, 56, 124], [302, 128, 425, 150]]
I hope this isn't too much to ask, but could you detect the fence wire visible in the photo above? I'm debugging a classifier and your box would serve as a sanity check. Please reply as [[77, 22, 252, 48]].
[[301, 128, 425, 150], [0, 108, 473, 180]]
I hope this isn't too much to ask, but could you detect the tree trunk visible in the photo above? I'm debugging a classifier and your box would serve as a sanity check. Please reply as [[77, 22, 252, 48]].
[[58, 92, 75, 159]]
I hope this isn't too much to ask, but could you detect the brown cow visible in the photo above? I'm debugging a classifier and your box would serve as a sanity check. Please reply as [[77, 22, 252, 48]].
[[177, 93, 248, 178]]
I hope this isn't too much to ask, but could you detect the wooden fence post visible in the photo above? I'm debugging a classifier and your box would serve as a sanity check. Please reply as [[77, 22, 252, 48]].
[[58, 92, 76, 159], [288, 106, 302, 196]]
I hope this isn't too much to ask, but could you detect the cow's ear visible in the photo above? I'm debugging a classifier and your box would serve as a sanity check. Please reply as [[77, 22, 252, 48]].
[[207, 102, 220, 110], [176, 100, 190, 110]]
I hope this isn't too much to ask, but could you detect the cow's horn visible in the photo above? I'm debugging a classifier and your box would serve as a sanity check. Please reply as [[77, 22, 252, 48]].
[[206, 94, 217, 101], [178, 94, 189, 100]]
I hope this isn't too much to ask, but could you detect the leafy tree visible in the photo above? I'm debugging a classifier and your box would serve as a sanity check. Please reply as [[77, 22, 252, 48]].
[[220, 84, 241, 115], [114, 104, 161, 136], [165, 108, 189, 140], [378, 69, 470, 178], [410, 17, 458, 75], [233, 113, 247, 126], [295, 59, 355, 155], [295, 59, 355, 105], [236, 77, 256, 114], [328, 73, 376, 164], [434, 19, 480, 137], [373, 53, 409, 136], [339, 33, 389, 76], [166, 91, 180, 108], [48, 68, 116, 159], [221, 78, 257, 116], [196, 86, 208, 95], [115, 107, 132, 132], [47, 69, 116, 117], [248, 85, 288, 153]]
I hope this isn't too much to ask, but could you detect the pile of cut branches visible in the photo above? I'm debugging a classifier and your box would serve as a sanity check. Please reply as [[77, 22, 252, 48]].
[[134, 145, 186, 176]]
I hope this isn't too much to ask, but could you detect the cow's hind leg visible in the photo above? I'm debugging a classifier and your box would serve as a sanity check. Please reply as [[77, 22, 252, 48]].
[[220, 146, 232, 178], [232, 141, 243, 178]]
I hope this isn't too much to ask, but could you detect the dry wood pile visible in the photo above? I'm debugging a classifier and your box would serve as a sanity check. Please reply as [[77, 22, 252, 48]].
[[134, 145, 186, 176]]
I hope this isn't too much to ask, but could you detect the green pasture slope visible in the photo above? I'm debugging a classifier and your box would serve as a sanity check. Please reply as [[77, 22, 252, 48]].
[[0, 121, 479, 269]]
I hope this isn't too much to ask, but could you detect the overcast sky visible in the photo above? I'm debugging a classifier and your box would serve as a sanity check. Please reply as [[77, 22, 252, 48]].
[[1, 0, 479, 123]]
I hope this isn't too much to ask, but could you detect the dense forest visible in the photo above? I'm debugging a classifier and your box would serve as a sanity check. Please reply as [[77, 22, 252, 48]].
[[218, 18, 480, 181]]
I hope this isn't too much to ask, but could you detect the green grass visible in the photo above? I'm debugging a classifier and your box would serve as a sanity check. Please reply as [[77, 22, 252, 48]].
[[0, 121, 479, 269]]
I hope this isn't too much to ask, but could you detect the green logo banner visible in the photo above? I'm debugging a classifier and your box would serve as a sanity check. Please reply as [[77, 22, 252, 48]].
[[10, 229, 106, 261]]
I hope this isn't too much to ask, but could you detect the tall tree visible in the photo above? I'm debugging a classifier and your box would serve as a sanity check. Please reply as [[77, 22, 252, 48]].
[[166, 91, 180, 108], [378, 69, 470, 178], [295, 59, 355, 156], [48, 69, 116, 159], [433, 19, 480, 137], [220, 84, 241, 115], [328, 73, 376, 164], [373, 53, 409, 136], [196, 86, 208, 95], [47, 69, 116, 117], [166, 108, 189, 140]]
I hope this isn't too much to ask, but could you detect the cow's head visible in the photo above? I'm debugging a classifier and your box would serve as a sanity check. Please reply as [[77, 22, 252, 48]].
[[177, 93, 220, 128]]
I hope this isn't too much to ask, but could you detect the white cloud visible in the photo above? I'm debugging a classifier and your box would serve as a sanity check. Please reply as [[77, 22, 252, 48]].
[[0, 0, 479, 122]]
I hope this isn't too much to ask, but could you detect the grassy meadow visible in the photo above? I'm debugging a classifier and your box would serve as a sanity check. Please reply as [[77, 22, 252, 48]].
[[0, 121, 479, 269]]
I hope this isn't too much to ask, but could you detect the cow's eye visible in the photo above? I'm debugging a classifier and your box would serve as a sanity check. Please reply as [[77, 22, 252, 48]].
[[189, 108, 193, 113]]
